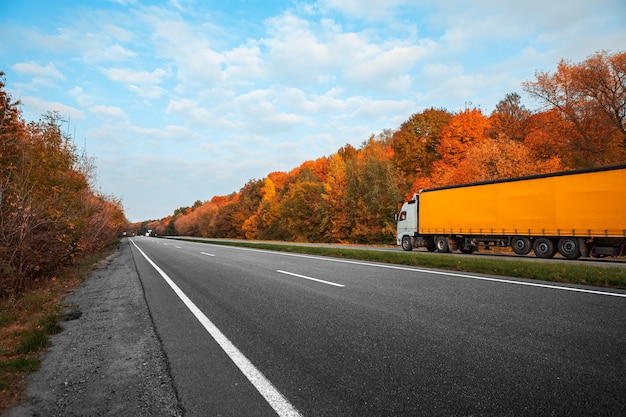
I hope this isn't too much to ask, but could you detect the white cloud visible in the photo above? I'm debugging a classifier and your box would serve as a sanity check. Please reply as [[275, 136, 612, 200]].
[[19, 96, 85, 121], [223, 45, 264, 81], [85, 43, 136, 63], [130, 124, 193, 140], [103, 24, 135, 43], [69, 86, 91, 107], [12, 61, 64, 80], [89, 104, 129, 122], [166, 98, 236, 128], [234, 89, 310, 133], [310, 88, 347, 113], [143, 11, 225, 91], [343, 43, 427, 92], [261, 13, 337, 87], [103, 67, 168, 85], [316, 0, 416, 21], [102, 67, 168, 97], [127, 84, 164, 99]]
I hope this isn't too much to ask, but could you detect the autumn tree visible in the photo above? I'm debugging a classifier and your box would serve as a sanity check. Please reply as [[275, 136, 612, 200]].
[[210, 180, 263, 238], [451, 138, 563, 184], [392, 108, 452, 190], [176, 203, 219, 237], [523, 50, 626, 166], [196, 196, 230, 237], [523, 109, 572, 165], [0, 73, 127, 297], [209, 195, 241, 238], [242, 175, 286, 240], [337, 143, 357, 161], [490, 93, 531, 142], [575, 51, 626, 139], [79, 193, 128, 252], [430, 108, 492, 186], [279, 167, 327, 242], [345, 136, 402, 243], [321, 153, 350, 241], [174, 206, 200, 236]]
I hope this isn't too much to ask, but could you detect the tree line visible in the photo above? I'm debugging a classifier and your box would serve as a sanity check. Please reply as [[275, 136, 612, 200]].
[[0, 73, 128, 298], [137, 50, 625, 244]]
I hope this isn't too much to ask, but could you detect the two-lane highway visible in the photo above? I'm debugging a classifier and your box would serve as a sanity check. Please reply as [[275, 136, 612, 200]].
[[128, 237, 626, 416]]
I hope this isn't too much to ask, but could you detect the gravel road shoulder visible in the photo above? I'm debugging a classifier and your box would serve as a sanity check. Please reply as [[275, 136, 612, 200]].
[[6, 239, 183, 417]]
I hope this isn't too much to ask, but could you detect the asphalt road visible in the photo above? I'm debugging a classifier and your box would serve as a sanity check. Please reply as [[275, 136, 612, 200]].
[[129, 236, 626, 416]]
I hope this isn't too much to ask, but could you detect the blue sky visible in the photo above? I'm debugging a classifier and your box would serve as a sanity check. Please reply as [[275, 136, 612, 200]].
[[1, 0, 624, 222]]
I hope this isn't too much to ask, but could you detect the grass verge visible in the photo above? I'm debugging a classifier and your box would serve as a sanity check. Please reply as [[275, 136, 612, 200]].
[[177, 238, 626, 290], [0, 244, 118, 415]]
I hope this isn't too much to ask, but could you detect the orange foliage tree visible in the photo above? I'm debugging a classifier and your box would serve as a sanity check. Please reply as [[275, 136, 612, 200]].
[[452, 138, 563, 183], [523, 109, 572, 165], [490, 92, 531, 142], [392, 107, 453, 193], [0, 73, 127, 297], [279, 167, 327, 242], [322, 152, 350, 242], [523, 50, 626, 166], [430, 108, 492, 186], [242, 176, 284, 240], [345, 135, 402, 243]]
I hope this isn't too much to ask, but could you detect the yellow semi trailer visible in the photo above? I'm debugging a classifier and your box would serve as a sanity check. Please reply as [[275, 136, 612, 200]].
[[396, 164, 626, 259]]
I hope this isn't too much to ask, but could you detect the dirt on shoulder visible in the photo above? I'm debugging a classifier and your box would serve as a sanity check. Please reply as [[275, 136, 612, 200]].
[[5, 240, 183, 417]]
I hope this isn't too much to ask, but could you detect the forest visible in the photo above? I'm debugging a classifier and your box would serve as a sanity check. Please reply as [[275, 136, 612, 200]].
[[0, 73, 128, 298], [136, 50, 626, 245]]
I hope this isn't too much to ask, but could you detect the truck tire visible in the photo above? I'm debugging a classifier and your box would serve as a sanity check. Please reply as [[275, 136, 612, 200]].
[[533, 237, 556, 259], [401, 236, 413, 251], [511, 236, 532, 255], [435, 236, 450, 253], [558, 237, 581, 260]]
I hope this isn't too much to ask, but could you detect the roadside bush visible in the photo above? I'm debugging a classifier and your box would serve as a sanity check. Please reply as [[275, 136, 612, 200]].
[[0, 72, 128, 298]]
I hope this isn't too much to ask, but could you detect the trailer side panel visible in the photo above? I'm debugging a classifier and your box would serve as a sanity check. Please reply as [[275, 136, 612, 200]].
[[418, 167, 626, 238]]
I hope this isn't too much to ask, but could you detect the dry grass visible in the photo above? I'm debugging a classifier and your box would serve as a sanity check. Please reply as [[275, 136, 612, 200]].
[[0, 245, 117, 414]]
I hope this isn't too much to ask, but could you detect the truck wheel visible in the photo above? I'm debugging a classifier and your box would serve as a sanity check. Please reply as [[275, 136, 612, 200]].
[[511, 236, 532, 255], [435, 236, 450, 253], [533, 237, 556, 259], [401, 236, 413, 251], [558, 237, 581, 260]]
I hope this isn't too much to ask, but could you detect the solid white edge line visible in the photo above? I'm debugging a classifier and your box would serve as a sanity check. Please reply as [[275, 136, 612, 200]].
[[277, 270, 345, 287], [208, 244, 626, 299], [129, 239, 303, 417]]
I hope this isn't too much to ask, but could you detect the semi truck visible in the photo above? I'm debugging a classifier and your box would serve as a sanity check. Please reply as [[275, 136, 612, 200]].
[[396, 164, 626, 259]]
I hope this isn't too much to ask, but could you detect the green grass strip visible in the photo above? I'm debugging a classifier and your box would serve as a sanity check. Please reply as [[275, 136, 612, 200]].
[[171, 238, 626, 290]]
